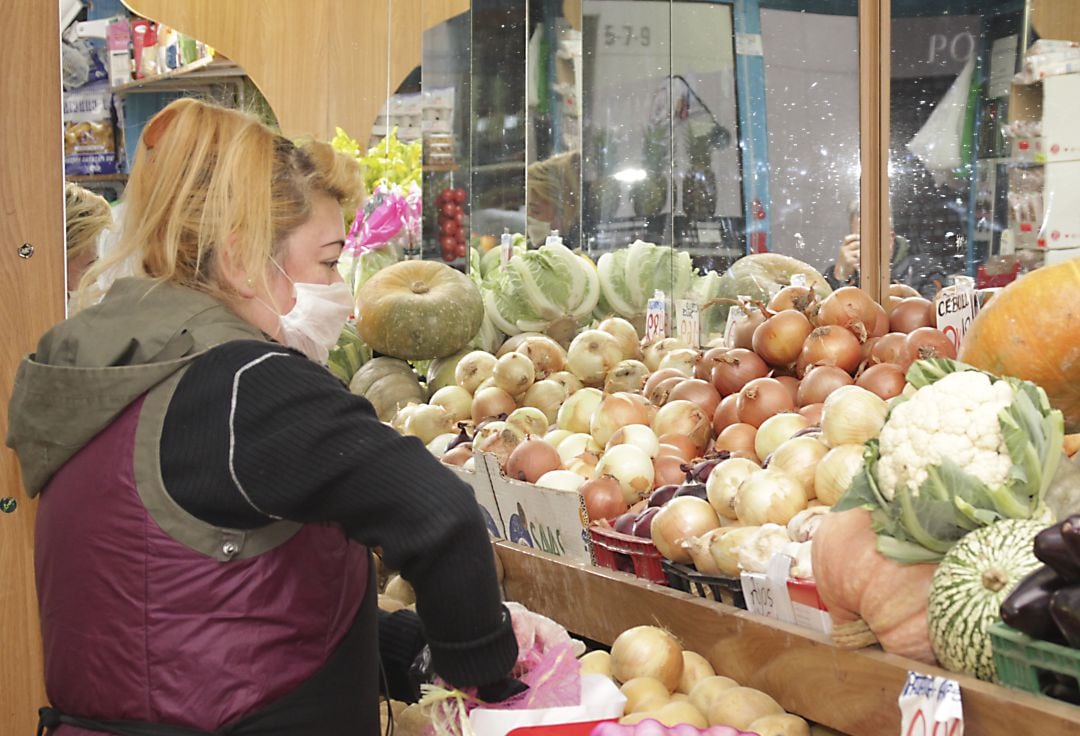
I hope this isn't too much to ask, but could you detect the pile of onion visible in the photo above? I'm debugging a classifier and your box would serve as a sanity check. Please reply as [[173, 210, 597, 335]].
[[610, 625, 685, 691]]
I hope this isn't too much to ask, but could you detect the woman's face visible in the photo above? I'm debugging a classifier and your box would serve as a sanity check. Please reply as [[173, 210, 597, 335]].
[[266, 194, 346, 313]]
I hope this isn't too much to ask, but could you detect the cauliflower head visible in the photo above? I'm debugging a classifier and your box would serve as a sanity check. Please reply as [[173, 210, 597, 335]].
[[876, 370, 1015, 501]]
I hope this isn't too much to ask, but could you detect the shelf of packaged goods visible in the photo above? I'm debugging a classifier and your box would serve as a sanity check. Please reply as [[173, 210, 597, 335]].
[[494, 541, 1080, 736], [110, 58, 245, 95], [66, 174, 129, 183]]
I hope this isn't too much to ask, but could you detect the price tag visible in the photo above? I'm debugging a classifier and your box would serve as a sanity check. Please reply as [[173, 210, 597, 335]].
[[934, 282, 980, 355], [723, 298, 753, 348], [740, 554, 797, 624], [899, 671, 964, 736], [644, 291, 667, 342], [675, 300, 701, 347], [500, 230, 514, 265]]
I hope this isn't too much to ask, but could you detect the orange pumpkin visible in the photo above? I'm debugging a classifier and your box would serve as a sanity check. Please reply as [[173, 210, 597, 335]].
[[958, 260, 1080, 432], [811, 508, 938, 665]]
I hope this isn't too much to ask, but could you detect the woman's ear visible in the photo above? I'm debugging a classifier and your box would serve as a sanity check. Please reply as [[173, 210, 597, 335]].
[[216, 239, 257, 299]]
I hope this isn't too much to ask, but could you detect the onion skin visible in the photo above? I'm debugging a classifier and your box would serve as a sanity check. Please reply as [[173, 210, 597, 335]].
[[713, 423, 758, 462], [710, 348, 769, 396], [658, 434, 699, 461], [696, 346, 730, 380], [796, 365, 854, 407], [653, 400, 713, 454], [889, 297, 934, 334], [753, 310, 813, 367], [798, 403, 824, 426], [581, 475, 629, 521], [669, 378, 722, 418], [904, 326, 957, 364], [856, 362, 906, 400], [797, 326, 862, 377], [654, 455, 688, 488], [711, 394, 740, 435], [736, 377, 796, 428], [645, 368, 691, 398], [816, 286, 878, 336], [505, 439, 562, 483], [651, 497, 721, 564]]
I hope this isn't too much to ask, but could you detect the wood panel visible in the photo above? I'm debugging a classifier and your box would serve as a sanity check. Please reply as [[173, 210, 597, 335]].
[[126, 0, 469, 142], [0, 1, 64, 732], [1032, 0, 1080, 43], [497, 542, 1080, 736], [858, 0, 890, 303]]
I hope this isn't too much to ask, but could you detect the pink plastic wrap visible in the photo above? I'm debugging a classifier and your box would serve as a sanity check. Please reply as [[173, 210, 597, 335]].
[[590, 721, 759, 736]]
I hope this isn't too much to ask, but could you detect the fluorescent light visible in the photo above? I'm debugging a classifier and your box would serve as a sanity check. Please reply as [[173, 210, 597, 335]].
[[613, 167, 647, 183]]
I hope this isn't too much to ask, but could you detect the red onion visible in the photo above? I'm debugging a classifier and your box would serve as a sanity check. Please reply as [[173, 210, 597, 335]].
[[889, 297, 934, 334], [648, 484, 680, 508]]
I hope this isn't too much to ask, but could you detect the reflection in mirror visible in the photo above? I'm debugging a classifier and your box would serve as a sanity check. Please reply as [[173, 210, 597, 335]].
[[888, 1, 1027, 296]]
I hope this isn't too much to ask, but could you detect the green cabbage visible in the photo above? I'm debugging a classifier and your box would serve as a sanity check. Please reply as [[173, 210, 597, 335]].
[[478, 234, 527, 280], [481, 242, 600, 338], [595, 240, 694, 321]]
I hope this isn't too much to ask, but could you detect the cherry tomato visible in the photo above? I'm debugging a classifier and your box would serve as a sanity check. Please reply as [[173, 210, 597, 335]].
[[440, 235, 456, 250], [454, 212, 465, 225], [443, 220, 460, 237], [451, 188, 467, 205], [435, 190, 449, 206], [456, 242, 467, 258]]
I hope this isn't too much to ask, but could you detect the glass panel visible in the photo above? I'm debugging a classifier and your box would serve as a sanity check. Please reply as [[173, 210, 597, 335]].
[[888, 1, 1027, 297], [760, 5, 861, 287]]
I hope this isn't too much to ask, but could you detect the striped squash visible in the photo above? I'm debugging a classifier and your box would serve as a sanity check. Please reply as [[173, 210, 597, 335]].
[[927, 519, 1044, 681]]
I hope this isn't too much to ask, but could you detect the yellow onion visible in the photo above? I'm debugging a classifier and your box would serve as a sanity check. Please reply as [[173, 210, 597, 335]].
[[682, 528, 728, 576], [492, 351, 535, 396], [596, 444, 656, 504], [505, 438, 561, 483], [535, 469, 587, 492], [658, 348, 701, 377], [708, 526, 758, 577], [428, 385, 473, 423], [454, 350, 497, 393], [566, 453, 599, 480], [549, 370, 584, 395], [651, 497, 721, 563], [610, 626, 684, 691], [566, 329, 624, 386], [506, 406, 549, 438], [814, 444, 866, 505], [643, 337, 691, 372], [402, 403, 454, 444], [556, 387, 604, 433], [471, 386, 516, 424], [543, 428, 573, 448], [733, 468, 807, 526], [705, 457, 760, 520], [590, 392, 651, 447], [605, 359, 650, 394], [820, 384, 888, 447], [474, 420, 524, 468], [753, 412, 811, 461], [426, 432, 458, 457], [599, 316, 644, 361], [557, 432, 603, 465], [515, 335, 567, 380], [768, 435, 828, 499], [606, 424, 660, 458], [652, 400, 712, 454], [522, 379, 567, 425]]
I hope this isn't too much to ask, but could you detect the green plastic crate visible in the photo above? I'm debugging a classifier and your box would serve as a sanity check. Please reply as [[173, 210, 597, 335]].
[[989, 621, 1080, 697]]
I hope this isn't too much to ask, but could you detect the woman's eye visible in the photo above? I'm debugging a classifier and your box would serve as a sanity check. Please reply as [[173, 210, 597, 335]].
[[326, 260, 340, 269]]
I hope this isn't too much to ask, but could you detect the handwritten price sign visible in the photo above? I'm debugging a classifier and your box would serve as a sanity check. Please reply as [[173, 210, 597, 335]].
[[644, 293, 667, 342], [676, 300, 701, 347], [899, 672, 964, 736], [934, 283, 980, 355]]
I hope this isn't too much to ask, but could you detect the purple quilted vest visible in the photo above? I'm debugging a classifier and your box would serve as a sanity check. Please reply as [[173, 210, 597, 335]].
[[34, 395, 368, 733]]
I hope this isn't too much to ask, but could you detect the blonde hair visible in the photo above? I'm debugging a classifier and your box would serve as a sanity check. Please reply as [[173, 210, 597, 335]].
[[79, 98, 363, 305], [64, 182, 112, 265], [527, 151, 581, 218]]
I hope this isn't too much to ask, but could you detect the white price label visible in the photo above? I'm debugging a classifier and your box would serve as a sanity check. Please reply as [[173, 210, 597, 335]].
[[934, 285, 980, 355], [676, 300, 701, 347], [645, 293, 667, 342], [899, 671, 964, 736], [723, 300, 752, 348], [742, 575, 777, 618]]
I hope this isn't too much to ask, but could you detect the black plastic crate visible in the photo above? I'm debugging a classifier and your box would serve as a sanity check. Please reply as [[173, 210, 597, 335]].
[[663, 560, 746, 609]]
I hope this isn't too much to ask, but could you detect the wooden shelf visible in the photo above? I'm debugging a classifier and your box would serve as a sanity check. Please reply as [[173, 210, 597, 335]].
[[495, 542, 1080, 736], [110, 57, 245, 94], [67, 173, 128, 183]]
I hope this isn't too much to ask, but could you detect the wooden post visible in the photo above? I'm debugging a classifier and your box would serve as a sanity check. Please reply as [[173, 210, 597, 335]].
[[0, 1, 63, 731], [858, 0, 891, 302]]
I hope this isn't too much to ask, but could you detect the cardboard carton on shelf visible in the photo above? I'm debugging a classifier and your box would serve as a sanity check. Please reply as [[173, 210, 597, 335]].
[[445, 452, 506, 540]]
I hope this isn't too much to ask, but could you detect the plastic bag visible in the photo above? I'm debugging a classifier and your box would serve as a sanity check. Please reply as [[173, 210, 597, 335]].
[[906, 58, 974, 186]]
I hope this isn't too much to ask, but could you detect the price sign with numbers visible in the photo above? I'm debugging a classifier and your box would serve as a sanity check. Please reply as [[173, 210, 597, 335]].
[[934, 283, 980, 355], [644, 292, 667, 342], [899, 671, 964, 736], [676, 300, 701, 347]]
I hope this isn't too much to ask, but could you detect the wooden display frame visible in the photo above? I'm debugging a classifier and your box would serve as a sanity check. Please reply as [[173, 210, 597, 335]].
[[496, 542, 1080, 736]]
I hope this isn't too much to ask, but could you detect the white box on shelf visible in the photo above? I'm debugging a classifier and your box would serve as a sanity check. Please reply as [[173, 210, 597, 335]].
[[1042, 73, 1080, 162], [481, 452, 595, 565], [1040, 159, 1080, 249], [1045, 246, 1080, 265], [445, 453, 505, 540]]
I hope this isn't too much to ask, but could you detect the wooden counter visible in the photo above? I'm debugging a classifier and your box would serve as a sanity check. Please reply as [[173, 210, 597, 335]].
[[495, 542, 1080, 736]]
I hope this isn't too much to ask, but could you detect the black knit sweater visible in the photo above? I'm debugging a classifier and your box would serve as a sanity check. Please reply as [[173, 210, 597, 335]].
[[159, 339, 516, 689]]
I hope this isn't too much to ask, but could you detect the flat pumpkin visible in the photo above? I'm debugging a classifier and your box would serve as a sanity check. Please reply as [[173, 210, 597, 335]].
[[958, 260, 1080, 432], [357, 260, 483, 361]]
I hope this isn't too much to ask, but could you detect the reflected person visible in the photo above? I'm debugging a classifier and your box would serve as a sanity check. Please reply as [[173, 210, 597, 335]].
[[527, 150, 581, 246], [824, 199, 933, 297]]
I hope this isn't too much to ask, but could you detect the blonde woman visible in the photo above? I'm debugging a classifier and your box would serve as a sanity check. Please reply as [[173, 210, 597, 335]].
[[9, 99, 517, 735], [63, 182, 112, 294]]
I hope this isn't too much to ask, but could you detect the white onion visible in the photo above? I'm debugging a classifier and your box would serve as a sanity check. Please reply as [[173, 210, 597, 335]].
[[522, 379, 567, 425], [556, 387, 604, 433], [753, 412, 811, 461], [708, 526, 758, 577], [820, 384, 888, 447], [643, 337, 691, 372], [652, 400, 712, 453], [557, 432, 603, 465], [493, 351, 536, 396], [768, 435, 828, 499], [474, 420, 525, 468], [428, 385, 473, 423], [535, 469, 587, 492], [735, 523, 791, 573], [599, 317, 644, 361], [454, 350, 497, 393], [658, 348, 700, 377], [566, 329, 624, 386], [605, 359, 650, 394], [705, 457, 760, 520], [462, 456, 476, 472], [565, 454, 599, 480], [426, 432, 458, 457], [610, 626, 684, 691], [549, 371, 585, 395], [786, 506, 831, 542], [403, 403, 454, 444], [596, 443, 656, 504], [590, 392, 651, 447], [543, 428, 574, 448], [651, 496, 720, 564], [733, 468, 807, 526], [606, 424, 661, 459], [814, 444, 866, 505], [515, 335, 567, 380], [682, 528, 728, 576], [506, 406, 549, 438], [471, 386, 516, 424], [391, 403, 422, 434]]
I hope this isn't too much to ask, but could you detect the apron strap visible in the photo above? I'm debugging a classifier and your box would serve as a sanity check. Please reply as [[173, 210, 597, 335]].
[[37, 706, 224, 736]]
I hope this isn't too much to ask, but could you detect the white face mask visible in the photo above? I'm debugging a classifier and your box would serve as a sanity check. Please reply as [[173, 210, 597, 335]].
[[270, 263, 354, 364]]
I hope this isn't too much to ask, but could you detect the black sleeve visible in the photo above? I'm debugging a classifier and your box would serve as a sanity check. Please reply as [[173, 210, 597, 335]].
[[823, 260, 856, 290], [161, 340, 517, 688]]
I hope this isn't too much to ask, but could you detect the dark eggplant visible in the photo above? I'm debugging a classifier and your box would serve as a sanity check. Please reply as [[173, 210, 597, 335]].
[[1039, 671, 1080, 705], [1049, 584, 1080, 649], [1034, 515, 1080, 581], [1000, 566, 1069, 644]]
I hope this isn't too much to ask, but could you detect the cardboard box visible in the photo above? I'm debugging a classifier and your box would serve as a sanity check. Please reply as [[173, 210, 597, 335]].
[[482, 453, 596, 565], [1044, 246, 1080, 265], [446, 453, 506, 540], [1042, 74, 1080, 163], [1040, 159, 1080, 249]]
